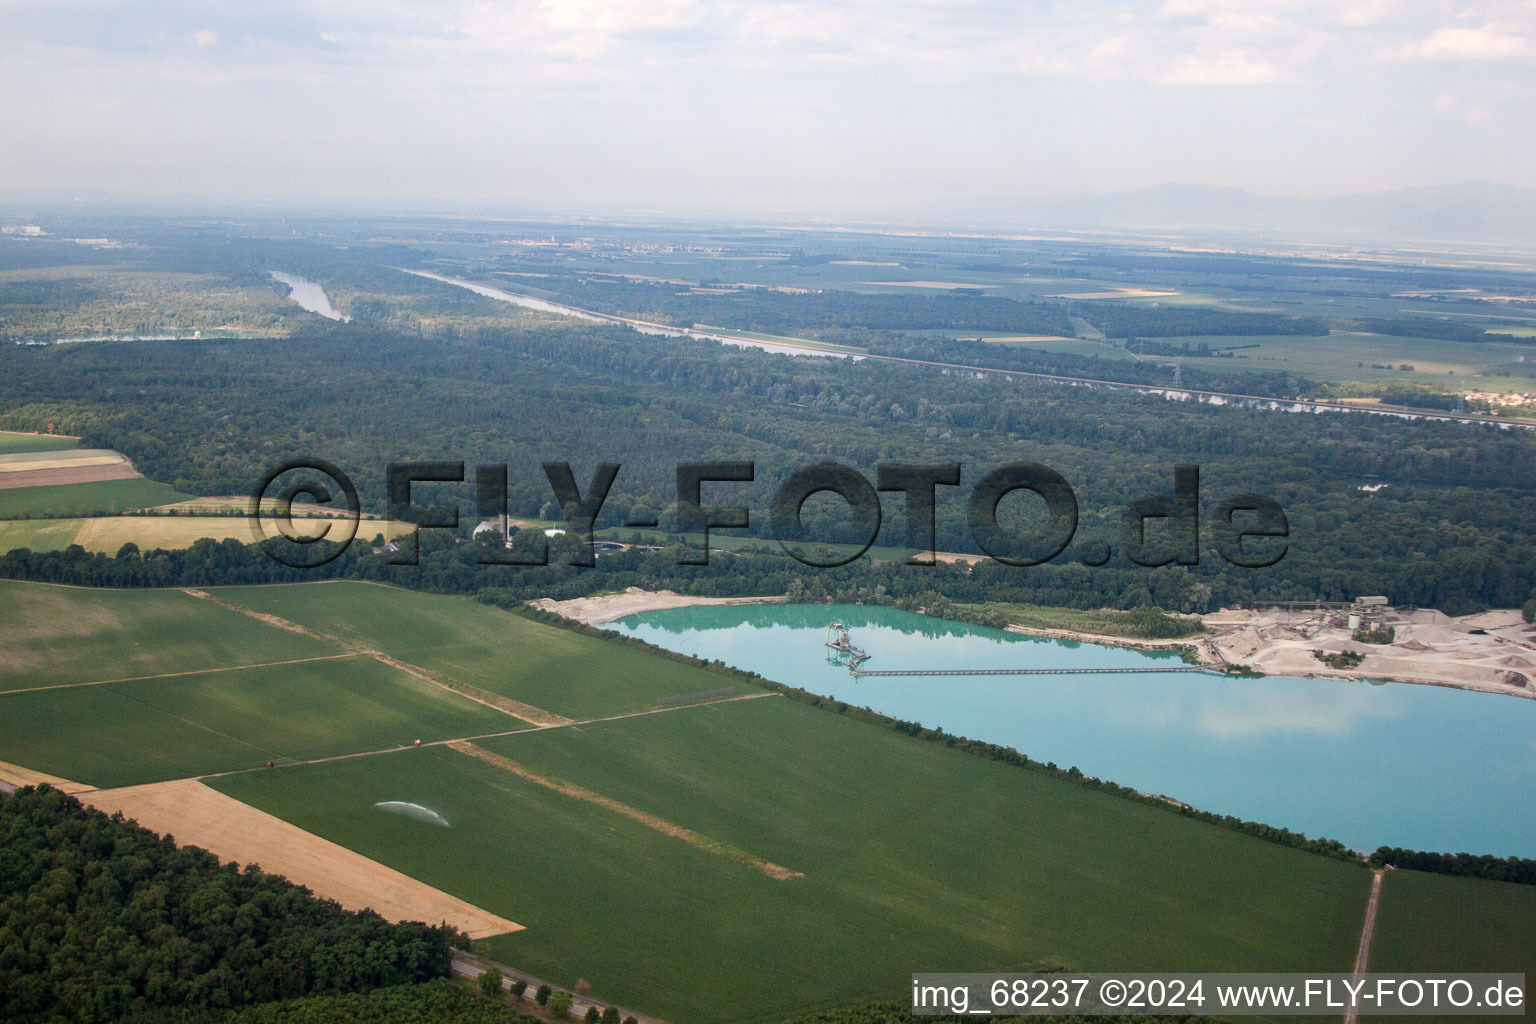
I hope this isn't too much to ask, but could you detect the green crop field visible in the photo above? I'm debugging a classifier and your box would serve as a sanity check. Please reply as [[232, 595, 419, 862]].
[[904, 328, 1134, 361], [0, 581, 336, 692], [0, 654, 517, 788], [0, 431, 80, 455], [212, 696, 1371, 1023], [0, 517, 84, 553], [3, 580, 1527, 1024], [1136, 332, 1536, 391], [1371, 870, 1536, 977], [0, 477, 188, 517], [211, 582, 757, 719], [0, 447, 121, 465]]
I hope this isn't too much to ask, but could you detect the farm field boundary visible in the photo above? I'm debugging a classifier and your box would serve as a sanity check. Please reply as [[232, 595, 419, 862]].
[[450, 740, 804, 880], [83, 778, 523, 939], [181, 588, 567, 727]]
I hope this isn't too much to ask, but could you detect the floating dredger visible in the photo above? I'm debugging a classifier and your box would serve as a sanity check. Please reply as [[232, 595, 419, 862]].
[[825, 621, 870, 666]]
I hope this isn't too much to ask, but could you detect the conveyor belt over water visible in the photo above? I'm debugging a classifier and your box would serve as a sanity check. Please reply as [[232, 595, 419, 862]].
[[850, 666, 1208, 677]]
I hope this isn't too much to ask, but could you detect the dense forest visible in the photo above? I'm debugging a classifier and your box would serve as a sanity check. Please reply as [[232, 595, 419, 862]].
[[2, 315, 1533, 614], [0, 787, 465, 1024]]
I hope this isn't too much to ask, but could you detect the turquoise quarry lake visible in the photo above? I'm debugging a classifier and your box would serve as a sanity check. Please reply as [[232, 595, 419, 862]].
[[608, 603, 1536, 857]]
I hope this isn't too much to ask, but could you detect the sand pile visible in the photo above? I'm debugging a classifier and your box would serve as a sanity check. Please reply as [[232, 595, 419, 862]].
[[1405, 609, 1455, 626], [1401, 624, 1464, 645], [1460, 610, 1525, 630]]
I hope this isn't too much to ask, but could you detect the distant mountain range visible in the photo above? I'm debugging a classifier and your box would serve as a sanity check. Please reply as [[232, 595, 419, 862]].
[[1004, 182, 1536, 246]]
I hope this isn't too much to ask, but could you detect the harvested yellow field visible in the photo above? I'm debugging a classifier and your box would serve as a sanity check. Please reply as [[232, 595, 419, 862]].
[[0, 758, 91, 793], [157, 496, 393, 517], [155, 496, 274, 514], [77, 517, 275, 551], [0, 516, 416, 554], [0, 445, 148, 492], [0, 454, 125, 473], [1051, 288, 1179, 299], [864, 280, 995, 290], [83, 779, 522, 939]]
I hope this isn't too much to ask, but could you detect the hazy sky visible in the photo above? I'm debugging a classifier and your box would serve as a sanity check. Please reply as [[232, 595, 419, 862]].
[[2, 0, 1533, 213]]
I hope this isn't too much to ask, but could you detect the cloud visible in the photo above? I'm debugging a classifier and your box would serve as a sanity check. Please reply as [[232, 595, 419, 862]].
[[1435, 92, 1494, 123], [1, 0, 1535, 204], [1089, 32, 1131, 58], [733, 3, 856, 50], [1158, 0, 1216, 21], [1334, 0, 1397, 28], [1394, 24, 1531, 60], [1192, 685, 1406, 740], [536, 0, 702, 34], [1158, 48, 1282, 83]]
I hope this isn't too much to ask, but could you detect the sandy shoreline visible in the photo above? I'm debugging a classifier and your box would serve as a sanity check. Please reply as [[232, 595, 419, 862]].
[[1002, 623, 1196, 652], [531, 587, 784, 625], [536, 589, 1536, 701]]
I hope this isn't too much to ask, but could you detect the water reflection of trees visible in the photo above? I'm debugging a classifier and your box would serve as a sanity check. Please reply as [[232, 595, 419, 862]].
[[614, 602, 1049, 642]]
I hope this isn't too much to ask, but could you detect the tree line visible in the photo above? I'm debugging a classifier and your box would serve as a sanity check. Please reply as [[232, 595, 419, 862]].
[[1370, 847, 1536, 886]]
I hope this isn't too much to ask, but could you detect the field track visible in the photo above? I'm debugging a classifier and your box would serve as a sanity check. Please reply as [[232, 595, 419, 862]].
[[82, 778, 522, 939], [181, 588, 573, 727], [1344, 869, 1386, 1024], [3, 653, 357, 695], [450, 740, 804, 880], [165, 691, 785, 784]]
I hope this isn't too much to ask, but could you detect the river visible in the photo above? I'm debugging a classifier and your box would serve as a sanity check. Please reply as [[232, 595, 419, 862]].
[[607, 603, 1536, 858], [400, 269, 1525, 426], [402, 269, 856, 358], [270, 271, 349, 322]]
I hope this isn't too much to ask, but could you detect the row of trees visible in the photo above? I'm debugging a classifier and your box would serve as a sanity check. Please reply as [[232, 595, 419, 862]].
[[1370, 847, 1536, 885], [777, 1000, 1218, 1024], [1, 512, 1530, 631], [477, 968, 635, 1024]]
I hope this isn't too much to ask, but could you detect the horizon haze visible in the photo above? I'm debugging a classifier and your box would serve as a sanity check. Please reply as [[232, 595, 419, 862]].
[[2, 0, 1534, 219]]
